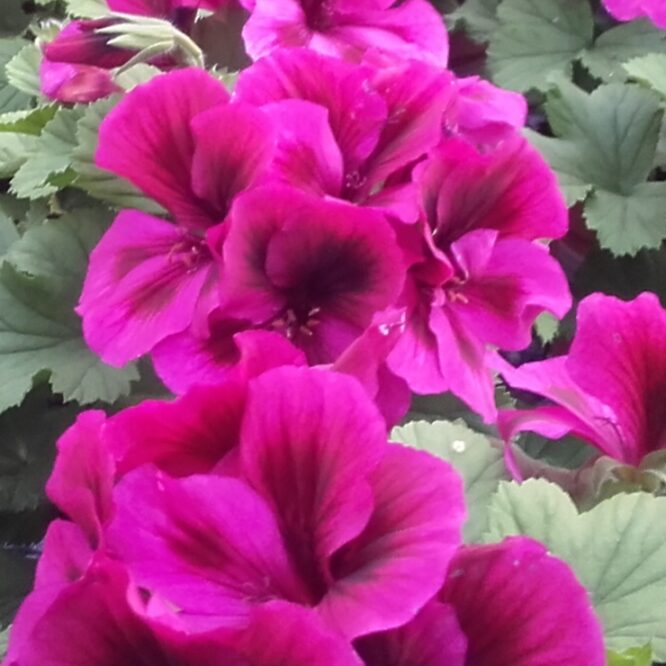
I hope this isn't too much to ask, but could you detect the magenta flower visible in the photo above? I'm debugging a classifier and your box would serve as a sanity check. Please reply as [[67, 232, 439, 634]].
[[450, 76, 528, 147], [212, 185, 405, 364], [5, 558, 362, 666], [497, 292, 666, 466], [78, 68, 277, 364], [356, 537, 605, 666], [386, 137, 570, 421], [235, 49, 456, 223], [242, 0, 448, 65], [106, 367, 465, 638], [603, 0, 666, 28]]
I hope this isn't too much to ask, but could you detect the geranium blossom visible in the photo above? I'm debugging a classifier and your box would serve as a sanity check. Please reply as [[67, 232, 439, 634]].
[[603, 0, 666, 28], [497, 292, 666, 466], [235, 48, 456, 223], [386, 136, 571, 421], [242, 0, 449, 65], [108, 367, 465, 637], [3, 367, 466, 662], [78, 68, 276, 365], [356, 537, 605, 665]]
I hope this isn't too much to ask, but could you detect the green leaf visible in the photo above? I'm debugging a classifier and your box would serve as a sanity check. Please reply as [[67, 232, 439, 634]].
[[391, 419, 510, 542], [0, 207, 139, 412], [624, 52, 666, 98], [582, 20, 666, 81], [0, 626, 8, 659], [0, 106, 58, 135], [5, 42, 41, 97], [0, 39, 32, 113], [71, 97, 166, 214], [584, 184, 666, 255], [531, 81, 666, 255], [10, 107, 82, 200], [65, 0, 110, 18], [607, 645, 653, 666], [0, 550, 34, 628], [487, 0, 594, 92], [484, 479, 666, 658], [0, 388, 78, 512], [0, 211, 19, 257], [0, 132, 37, 178], [449, 0, 501, 43]]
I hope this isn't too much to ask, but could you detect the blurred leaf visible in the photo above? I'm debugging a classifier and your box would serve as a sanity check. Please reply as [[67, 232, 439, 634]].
[[71, 97, 165, 213], [624, 52, 666, 98], [0, 132, 37, 178], [0, 504, 56, 546], [0, 388, 78, 512], [0, 106, 58, 135], [0, 626, 8, 659], [0, 212, 19, 257], [0, 550, 35, 629], [449, 0, 500, 43], [5, 42, 41, 97], [581, 20, 666, 81], [0, 39, 32, 113], [487, 0, 594, 92], [484, 480, 666, 658], [607, 645, 653, 666], [65, 0, 109, 18], [392, 419, 510, 542]]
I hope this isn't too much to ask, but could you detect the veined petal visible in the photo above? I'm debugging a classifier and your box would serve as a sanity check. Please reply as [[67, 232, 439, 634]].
[[78, 211, 217, 365], [240, 367, 387, 605], [235, 48, 387, 174], [441, 538, 605, 666], [323, 445, 465, 638], [96, 69, 230, 229], [190, 102, 277, 216], [107, 468, 308, 632]]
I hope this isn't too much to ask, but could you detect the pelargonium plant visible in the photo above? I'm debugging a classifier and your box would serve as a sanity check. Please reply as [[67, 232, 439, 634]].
[[0, 0, 665, 664]]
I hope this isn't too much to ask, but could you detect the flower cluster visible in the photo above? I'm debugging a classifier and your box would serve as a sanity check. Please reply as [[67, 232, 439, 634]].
[[8, 0, 648, 662], [3, 367, 605, 665], [68, 7, 570, 424]]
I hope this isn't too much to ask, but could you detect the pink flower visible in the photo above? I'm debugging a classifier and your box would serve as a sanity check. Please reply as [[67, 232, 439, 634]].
[[5, 558, 362, 665], [242, 0, 448, 65], [78, 69, 277, 364], [235, 49, 456, 223], [148, 186, 404, 390], [356, 537, 605, 666], [106, 367, 466, 638], [386, 137, 570, 421], [497, 292, 666, 466], [449, 76, 528, 147], [603, 0, 666, 28]]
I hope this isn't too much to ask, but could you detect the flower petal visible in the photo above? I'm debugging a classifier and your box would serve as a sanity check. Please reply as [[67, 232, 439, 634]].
[[240, 367, 387, 603], [46, 411, 114, 545], [78, 210, 217, 365], [107, 468, 308, 632], [96, 69, 229, 228], [323, 445, 465, 638], [441, 537, 605, 666]]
